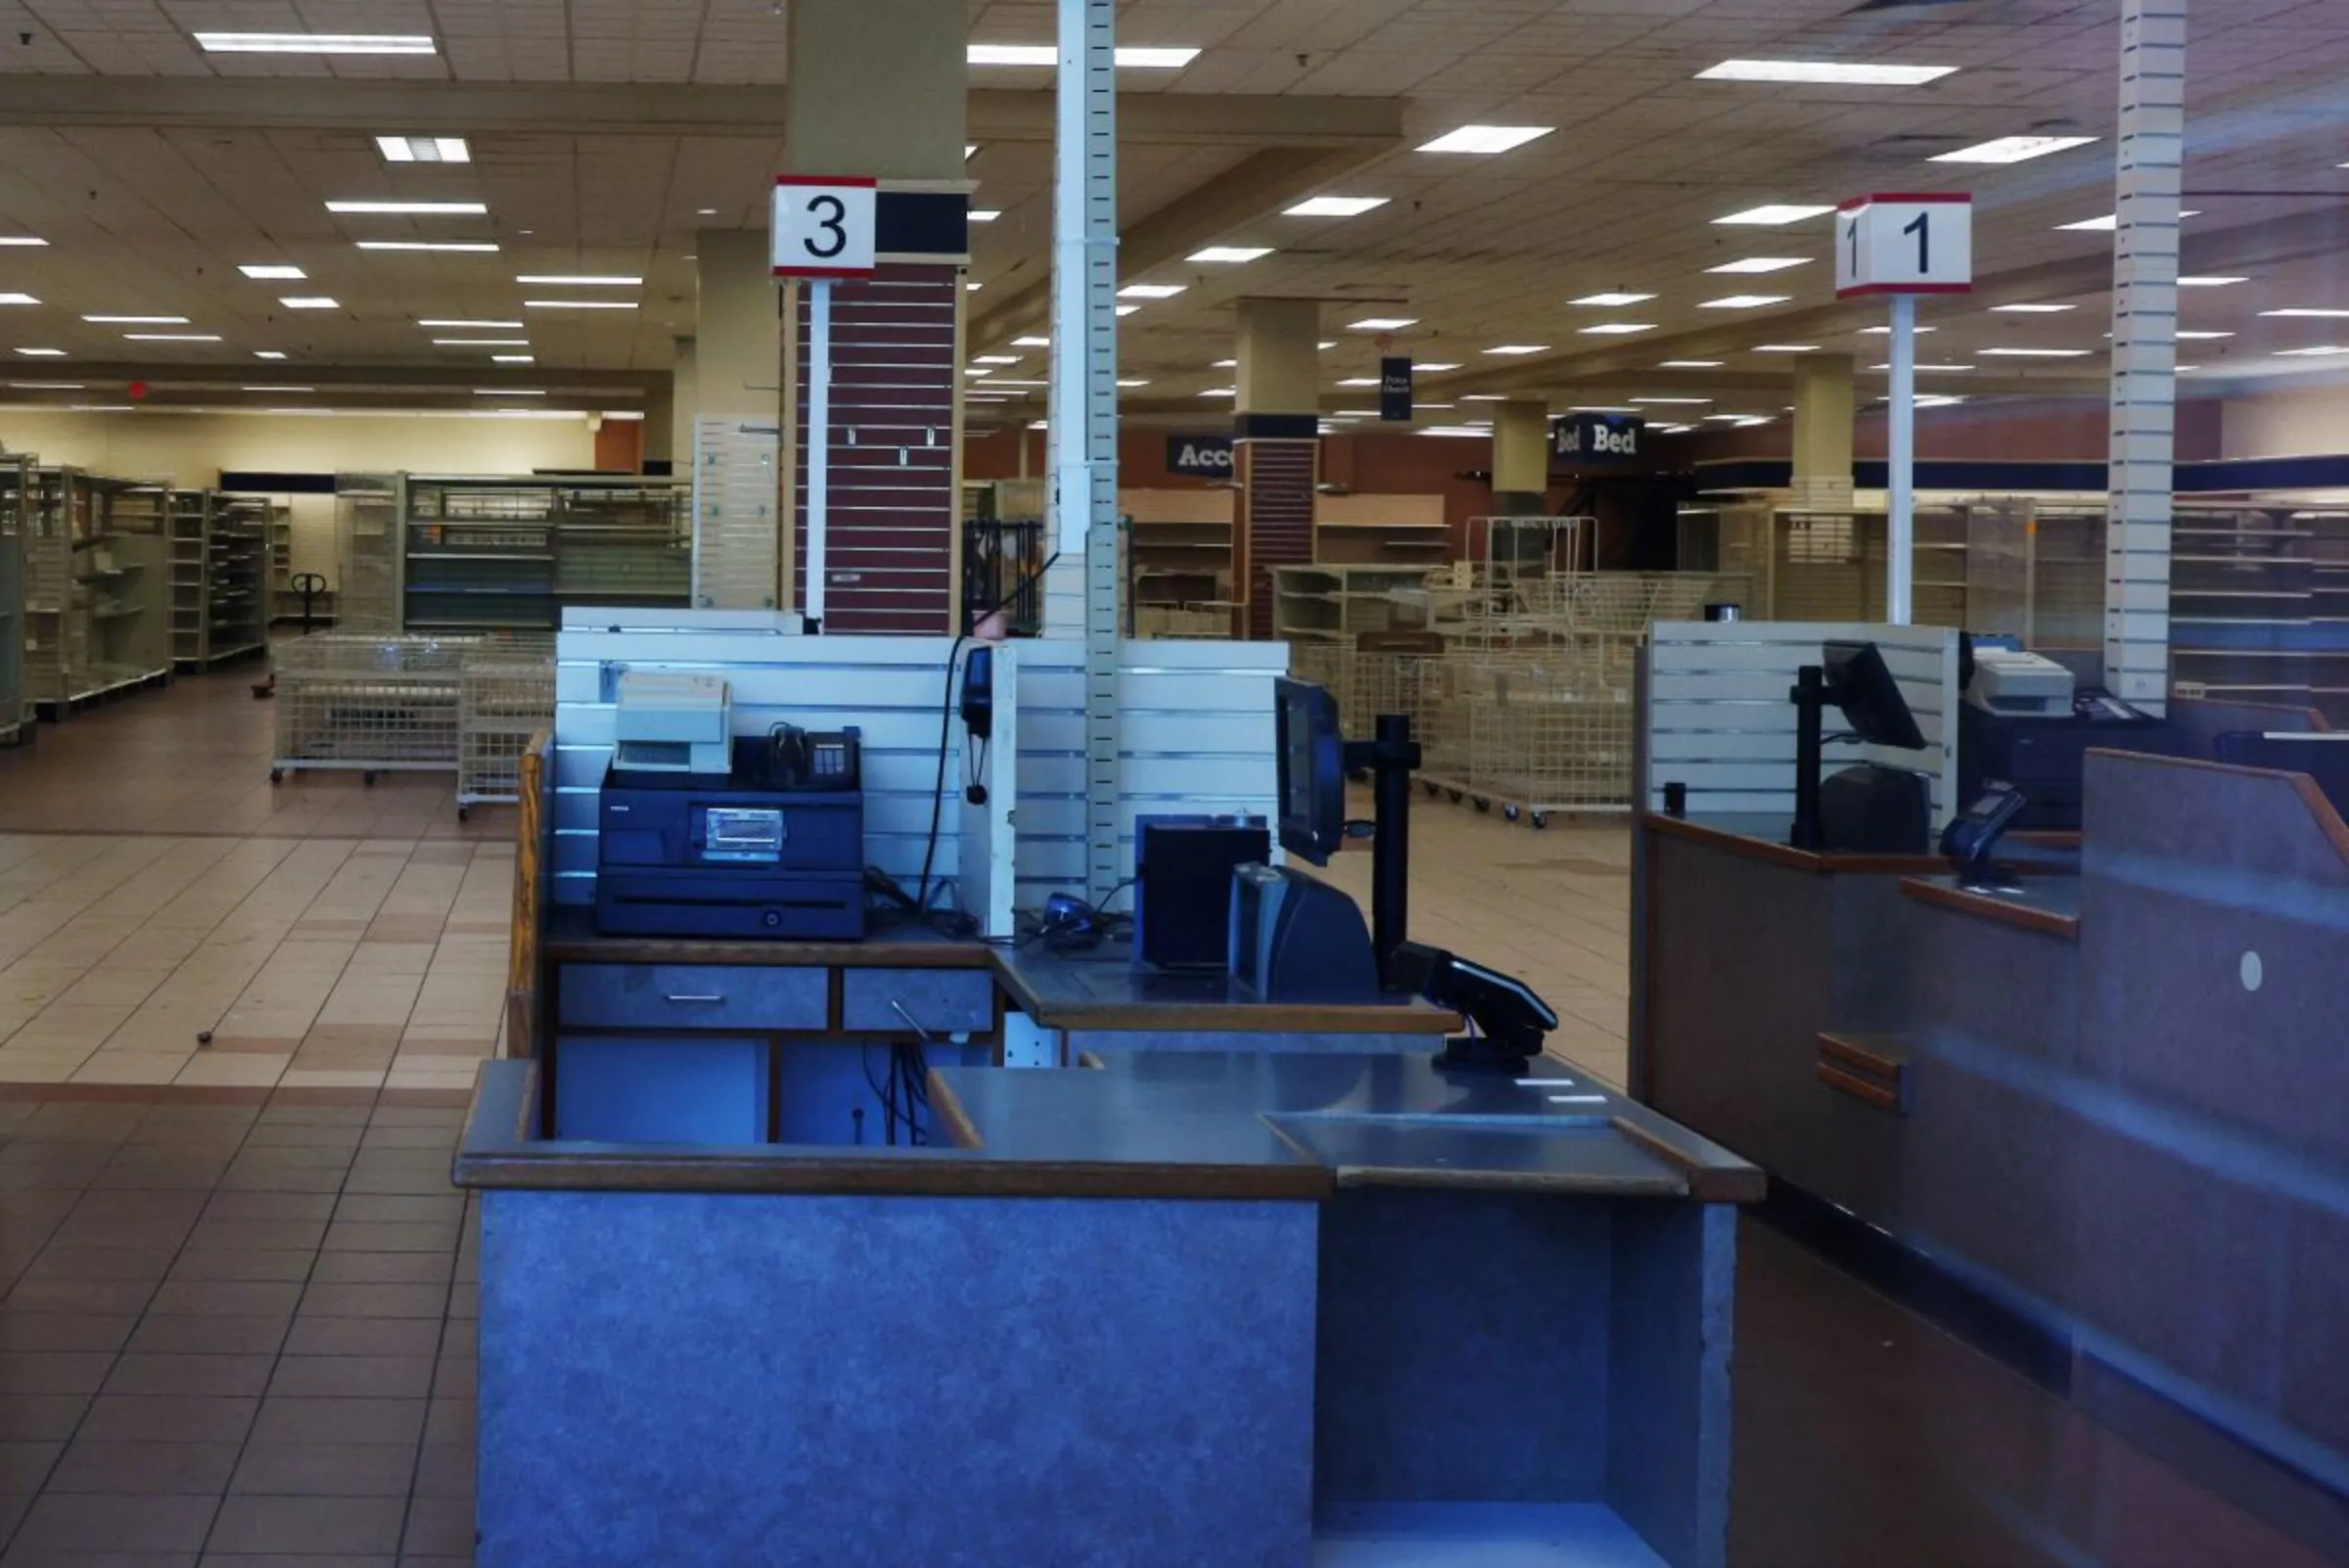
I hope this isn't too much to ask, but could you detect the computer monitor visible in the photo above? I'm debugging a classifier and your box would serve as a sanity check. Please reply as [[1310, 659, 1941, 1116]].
[[1273, 676, 1346, 865], [1822, 640, 1927, 751]]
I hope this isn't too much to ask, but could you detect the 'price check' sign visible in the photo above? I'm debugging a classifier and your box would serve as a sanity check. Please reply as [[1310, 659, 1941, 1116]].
[[1834, 193, 1972, 299], [771, 176, 878, 279]]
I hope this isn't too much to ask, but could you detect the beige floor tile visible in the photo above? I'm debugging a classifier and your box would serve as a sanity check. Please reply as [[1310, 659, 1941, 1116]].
[[280, 1068, 390, 1089], [175, 1053, 293, 1088], [0, 1049, 94, 1081], [70, 1053, 194, 1084]]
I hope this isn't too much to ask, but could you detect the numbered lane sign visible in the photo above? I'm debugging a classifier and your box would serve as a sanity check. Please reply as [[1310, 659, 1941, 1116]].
[[771, 176, 878, 279], [1835, 193, 1973, 298]]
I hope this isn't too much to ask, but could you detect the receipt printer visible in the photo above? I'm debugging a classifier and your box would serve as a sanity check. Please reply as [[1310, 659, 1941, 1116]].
[[1967, 648, 2077, 717], [614, 670, 732, 775]]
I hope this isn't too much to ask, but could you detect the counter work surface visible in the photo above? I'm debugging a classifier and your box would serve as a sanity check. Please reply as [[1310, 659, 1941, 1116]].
[[454, 1048, 1764, 1205], [540, 904, 1461, 1037]]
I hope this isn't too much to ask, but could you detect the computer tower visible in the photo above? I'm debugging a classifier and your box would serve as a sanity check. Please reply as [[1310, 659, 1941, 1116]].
[[1138, 822, 1269, 971]]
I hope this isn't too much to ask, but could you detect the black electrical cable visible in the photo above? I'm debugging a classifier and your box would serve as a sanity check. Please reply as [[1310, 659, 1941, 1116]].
[[912, 632, 969, 916]]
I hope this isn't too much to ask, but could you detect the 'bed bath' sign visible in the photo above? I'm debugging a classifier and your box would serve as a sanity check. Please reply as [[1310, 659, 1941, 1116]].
[[1551, 412, 1645, 461]]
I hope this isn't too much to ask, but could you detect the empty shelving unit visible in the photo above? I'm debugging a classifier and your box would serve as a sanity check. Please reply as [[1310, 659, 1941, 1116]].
[[0, 452, 29, 745], [336, 473, 402, 632], [27, 468, 171, 718], [173, 489, 270, 669], [167, 488, 207, 669], [402, 475, 691, 633]]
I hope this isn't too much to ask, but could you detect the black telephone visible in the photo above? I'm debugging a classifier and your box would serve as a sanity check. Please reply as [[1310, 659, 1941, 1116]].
[[764, 723, 861, 791]]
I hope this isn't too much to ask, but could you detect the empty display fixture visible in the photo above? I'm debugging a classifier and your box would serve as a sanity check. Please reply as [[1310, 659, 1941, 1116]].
[[0, 452, 29, 744], [404, 475, 691, 633], [26, 469, 171, 718]]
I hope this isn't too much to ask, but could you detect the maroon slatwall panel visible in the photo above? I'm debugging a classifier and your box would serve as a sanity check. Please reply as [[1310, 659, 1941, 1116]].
[[791, 263, 958, 633], [1241, 439, 1318, 640]]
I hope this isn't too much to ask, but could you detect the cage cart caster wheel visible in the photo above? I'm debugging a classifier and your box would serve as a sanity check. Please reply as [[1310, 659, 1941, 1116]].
[[1503, 804, 1521, 823], [457, 806, 470, 823], [1423, 780, 1439, 798], [1447, 789, 1463, 805], [1473, 797, 1491, 814], [363, 771, 379, 787], [268, 768, 283, 785], [1532, 812, 1550, 830]]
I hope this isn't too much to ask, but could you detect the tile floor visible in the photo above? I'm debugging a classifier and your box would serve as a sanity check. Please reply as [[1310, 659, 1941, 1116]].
[[0, 668, 2329, 1568]]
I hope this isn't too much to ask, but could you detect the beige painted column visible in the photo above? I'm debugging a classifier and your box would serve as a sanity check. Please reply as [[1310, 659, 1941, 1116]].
[[780, 0, 969, 631], [1790, 354, 1857, 509], [694, 232, 780, 427], [1233, 298, 1321, 639], [1493, 398, 1551, 511], [663, 336, 695, 475]]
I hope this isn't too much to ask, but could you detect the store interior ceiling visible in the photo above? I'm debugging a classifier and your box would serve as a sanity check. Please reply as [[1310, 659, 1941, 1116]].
[[1, 0, 2348, 425]]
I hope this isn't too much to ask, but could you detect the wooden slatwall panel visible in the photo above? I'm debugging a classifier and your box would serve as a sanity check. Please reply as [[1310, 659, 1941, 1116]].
[[1241, 439, 1317, 640], [1642, 622, 1961, 826], [792, 263, 958, 634]]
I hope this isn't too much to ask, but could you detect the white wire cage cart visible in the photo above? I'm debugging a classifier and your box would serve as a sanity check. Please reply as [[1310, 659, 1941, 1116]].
[[457, 643, 557, 820], [269, 633, 478, 787]]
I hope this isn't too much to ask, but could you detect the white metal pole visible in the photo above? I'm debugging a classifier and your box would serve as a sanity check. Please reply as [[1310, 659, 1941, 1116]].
[[1888, 292, 1917, 624], [806, 277, 832, 626]]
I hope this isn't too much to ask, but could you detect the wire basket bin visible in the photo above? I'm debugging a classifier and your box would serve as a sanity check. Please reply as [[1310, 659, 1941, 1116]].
[[270, 634, 479, 785], [458, 649, 556, 819]]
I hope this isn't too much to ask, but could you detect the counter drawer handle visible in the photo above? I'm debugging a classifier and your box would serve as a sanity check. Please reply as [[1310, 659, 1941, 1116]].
[[665, 992, 725, 1004]]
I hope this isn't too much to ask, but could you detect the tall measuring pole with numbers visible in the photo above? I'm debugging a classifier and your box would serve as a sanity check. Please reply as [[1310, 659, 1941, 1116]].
[[772, 174, 879, 628], [1047, 0, 1124, 904], [1835, 193, 1973, 624]]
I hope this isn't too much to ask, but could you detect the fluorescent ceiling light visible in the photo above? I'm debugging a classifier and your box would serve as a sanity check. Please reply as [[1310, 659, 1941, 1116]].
[[974, 354, 1023, 364], [253, 350, 286, 360], [1348, 317, 1416, 331], [1114, 304, 1139, 316], [1318, 341, 1337, 350], [1567, 405, 1636, 414], [965, 282, 983, 292], [1187, 246, 1271, 263], [2057, 209, 2195, 233], [1708, 257, 1810, 274], [0, 237, 47, 247], [1632, 397, 1711, 405], [1698, 60, 1955, 86], [1755, 345, 1819, 353], [419, 318, 523, 329], [1118, 284, 1186, 300], [242, 385, 313, 392], [326, 200, 486, 215], [1418, 427, 1490, 438], [359, 241, 499, 253], [1932, 135, 2097, 164], [0, 293, 37, 306], [279, 298, 339, 310], [524, 300, 637, 309], [10, 380, 80, 387], [492, 354, 534, 363], [1337, 378, 1381, 388], [122, 333, 221, 342], [1483, 345, 1547, 355], [2179, 276, 2248, 288], [1703, 414, 1758, 422], [1117, 379, 1149, 388], [1993, 303, 2076, 313], [963, 368, 993, 378], [2176, 330, 2234, 340], [1862, 324, 1937, 334], [516, 274, 641, 286], [1458, 393, 1507, 402], [1571, 293, 1655, 307], [1198, 388, 1236, 397], [13, 348, 66, 357], [1715, 205, 1834, 226], [1413, 402, 1454, 411], [84, 314, 186, 324], [196, 31, 434, 53], [965, 146, 978, 160], [1013, 336, 1050, 347], [1661, 360, 1724, 369], [238, 263, 304, 280], [433, 339, 530, 346], [2278, 346, 2349, 357], [966, 43, 1198, 68], [1977, 346, 2093, 357], [1213, 359, 1237, 368], [1415, 362, 1461, 372], [1870, 363, 1976, 372], [2261, 309, 2349, 319], [969, 210, 1001, 223], [1579, 323, 1654, 336], [1700, 296, 1789, 309], [474, 389, 546, 397], [377, 136, 471, 163], [1285, 196, 1388, 218], [1416, 125, 1552, 155]]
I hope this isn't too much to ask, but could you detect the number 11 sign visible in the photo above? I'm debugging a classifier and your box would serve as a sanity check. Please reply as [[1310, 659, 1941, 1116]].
[[1836, 193, 1971, 625]]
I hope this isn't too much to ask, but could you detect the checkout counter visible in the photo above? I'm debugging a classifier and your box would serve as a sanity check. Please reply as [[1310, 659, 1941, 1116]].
[[1634, 625, 2349, 1552], [461, 616, 1760, 1568]]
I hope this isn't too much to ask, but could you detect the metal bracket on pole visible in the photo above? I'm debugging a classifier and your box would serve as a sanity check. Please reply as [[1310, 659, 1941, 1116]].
[[1887, 292, 1917, 625], [1050, 0, 1123, 903], [806, 276, 833, 628]]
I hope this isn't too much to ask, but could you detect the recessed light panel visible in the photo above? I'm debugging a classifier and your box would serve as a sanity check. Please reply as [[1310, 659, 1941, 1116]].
[[419, 319, 524, 329], [280, 298, 339, 309], [1415, 125, 1553, 155], [1698, 60, 1956, 86], [326, 201, 486, 215], [1284, 197, 1388, 217], [1700, 296, 1789, 309], [1483, 346, 1548, 355], [1117, 284, 1186, 300], [0, 293, 38, 306], [1348, 318, 1416, 331], [197, 31, 434, 53], [377, 136, 471, 163], [359, 242, 499, 253], [1571, 293, 1655, 307], [1661, 360, 1725, 369], [1978, 347, 2093, 357], [2179, 276, 2247, 288], [1187, 247, 1271, 263], [1714, 206, 1834, 226], [523, 300, 637, 309], [1579, 324, 1654, 336], [1993, 303, 2076, 313], [1708, 257, 1810, 274], [84, 315, 186, 324], [966, 43, 1198, 68], [1932, 136, 2097, 164], [13, 348, 67, 357], [515, 275, 641, 286]]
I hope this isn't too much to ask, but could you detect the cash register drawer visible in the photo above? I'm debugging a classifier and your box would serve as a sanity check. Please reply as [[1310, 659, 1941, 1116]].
[[840, 968, 996, 1035], [559, 964, 829, 1033]]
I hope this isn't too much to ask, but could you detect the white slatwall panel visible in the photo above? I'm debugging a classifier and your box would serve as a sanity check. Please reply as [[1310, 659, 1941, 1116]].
[[690, 416, 781, 611], [552, 622, 971, 905], [1643, 621, 1962, 827], [1010, 638, 1285, 903]]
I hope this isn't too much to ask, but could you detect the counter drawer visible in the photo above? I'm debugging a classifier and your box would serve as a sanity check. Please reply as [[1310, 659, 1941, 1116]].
[[841, 968, 997, 1036], [559, 964, 829, 1033]]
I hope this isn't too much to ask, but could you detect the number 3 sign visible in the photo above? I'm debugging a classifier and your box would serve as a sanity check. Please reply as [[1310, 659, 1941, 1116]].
[[772, 176, 878, 279], [1835, 193, 1972, 298]]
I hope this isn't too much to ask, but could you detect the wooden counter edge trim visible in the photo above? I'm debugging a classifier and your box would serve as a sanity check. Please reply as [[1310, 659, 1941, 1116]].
[[1607, 1115, 1768, 1205], [989, 959, 1462, 1036], [542, 935, 997, 968], [1898, 877, 2081, 942], [1817, 1032, 1910, 1078], [1817, 1063, 1904, 1115], [927, 1070, 985, 1151], [1639, 812, 1946, 877]]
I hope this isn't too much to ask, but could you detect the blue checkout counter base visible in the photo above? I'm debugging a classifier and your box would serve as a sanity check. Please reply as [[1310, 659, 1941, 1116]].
[[1314, 1503, 1670, 1568]]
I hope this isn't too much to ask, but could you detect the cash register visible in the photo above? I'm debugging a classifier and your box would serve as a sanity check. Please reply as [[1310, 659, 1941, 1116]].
[[1955, 636, 2174, 832], [595, 672, 868, 940]]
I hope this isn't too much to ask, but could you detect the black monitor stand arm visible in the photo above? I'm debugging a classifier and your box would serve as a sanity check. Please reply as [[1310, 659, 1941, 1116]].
[[1343, 713, 1422, 987], [1789, 664, 1828, 852]]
